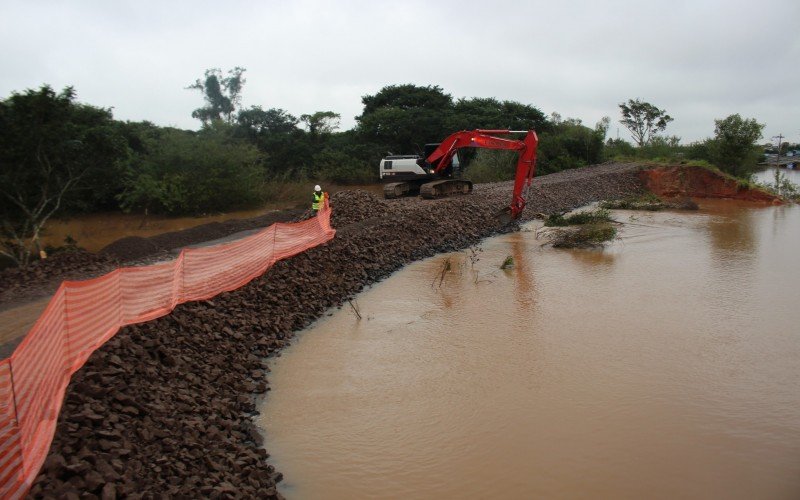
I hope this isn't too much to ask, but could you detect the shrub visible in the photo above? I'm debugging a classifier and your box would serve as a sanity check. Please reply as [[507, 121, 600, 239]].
[[550, 223, 617, 248], [119, 125, 264, 215]]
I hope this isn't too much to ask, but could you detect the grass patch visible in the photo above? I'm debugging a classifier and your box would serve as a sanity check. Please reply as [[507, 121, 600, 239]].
[[540, 208, 617, 248], [500, 256, 514, 269], [550, 223, 617, 248]]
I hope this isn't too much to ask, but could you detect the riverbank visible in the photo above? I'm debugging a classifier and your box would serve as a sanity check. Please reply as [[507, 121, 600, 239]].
[[23, 162, 775, 497]]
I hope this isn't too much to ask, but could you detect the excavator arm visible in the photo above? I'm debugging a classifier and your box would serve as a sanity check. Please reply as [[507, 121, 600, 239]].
[[425, 129, 539, 219]]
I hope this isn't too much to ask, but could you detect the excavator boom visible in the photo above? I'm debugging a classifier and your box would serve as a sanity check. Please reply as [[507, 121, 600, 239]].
[[425, 129, 539, 219]]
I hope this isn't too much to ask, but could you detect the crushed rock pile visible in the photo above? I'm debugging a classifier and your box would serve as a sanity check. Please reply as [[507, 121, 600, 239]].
[[30, 163, 646, 498], [0, 250, 117, 306], [329, 190, 390, 228]]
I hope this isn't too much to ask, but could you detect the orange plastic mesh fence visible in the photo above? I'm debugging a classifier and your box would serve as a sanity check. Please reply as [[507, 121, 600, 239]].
[[0, 200, 335, 498]]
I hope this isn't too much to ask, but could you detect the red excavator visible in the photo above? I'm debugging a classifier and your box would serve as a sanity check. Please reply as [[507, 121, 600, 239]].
[[379, 129, 538, 220]]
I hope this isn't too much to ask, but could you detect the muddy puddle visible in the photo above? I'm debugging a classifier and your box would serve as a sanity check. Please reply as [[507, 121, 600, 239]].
[[259, 198, 800, 499]]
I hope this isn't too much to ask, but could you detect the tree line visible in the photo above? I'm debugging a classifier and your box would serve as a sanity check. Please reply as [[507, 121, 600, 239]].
[[0, 67, 771, 266]]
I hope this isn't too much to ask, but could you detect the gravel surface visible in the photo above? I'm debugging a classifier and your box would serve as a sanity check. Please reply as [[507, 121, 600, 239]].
[[28, 162, 646, 498], [98, 209, 306, 262], [0, 250, 118, 310]]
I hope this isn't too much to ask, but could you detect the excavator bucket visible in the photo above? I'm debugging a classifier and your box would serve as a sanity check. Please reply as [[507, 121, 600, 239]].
[[496, 206, 514, 225]]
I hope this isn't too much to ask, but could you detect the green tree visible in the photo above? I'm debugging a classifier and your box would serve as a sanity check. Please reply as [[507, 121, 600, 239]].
[[236, 106, 300, 140], [300, 111, 340, 136], [604, 138, 636, 158], [356, 84, 453, 155], [708, 114, 764, 177], [118, 123, 264, 214], [463, 148, 520, 182], [595, 116, 611, 141], [619, 98, 673, 146], [447, 97, 548, 132], [638, 135, 683, 160], [187, 67, 246, 125], [0, 85, 128, 266], [537, 117, 605, 173], [234, 106, 313, 177], [313, 149, 372, 184]]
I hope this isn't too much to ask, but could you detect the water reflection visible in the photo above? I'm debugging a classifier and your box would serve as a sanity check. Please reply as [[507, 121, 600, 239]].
[[507, 232, 536, 310], [261, 201, 800, 500], [706, 202, 757, 257], [567, 246, 617, 268], [432, 254, 464, 310]]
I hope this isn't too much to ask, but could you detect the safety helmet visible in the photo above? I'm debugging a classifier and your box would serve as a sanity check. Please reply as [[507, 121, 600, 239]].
[[314, 185, 321, 192]]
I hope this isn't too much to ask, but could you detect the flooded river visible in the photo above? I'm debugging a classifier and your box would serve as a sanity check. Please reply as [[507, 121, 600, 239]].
[[259, 188, 800, 498]]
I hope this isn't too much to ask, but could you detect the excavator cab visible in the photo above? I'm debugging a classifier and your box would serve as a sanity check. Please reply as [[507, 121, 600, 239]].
[[420, 143, 462, 178]]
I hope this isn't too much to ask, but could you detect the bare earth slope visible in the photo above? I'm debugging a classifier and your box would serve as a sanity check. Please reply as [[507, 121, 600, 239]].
[[28, 163, 645, 498]]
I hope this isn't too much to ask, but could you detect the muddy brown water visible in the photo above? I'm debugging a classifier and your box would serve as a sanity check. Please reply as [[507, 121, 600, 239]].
[[38, 185, 384, 253], [259, 193, 800, 498]]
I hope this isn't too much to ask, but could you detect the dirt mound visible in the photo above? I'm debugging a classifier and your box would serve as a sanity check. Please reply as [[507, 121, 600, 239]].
[[98, 236, 161, 262], [639, 165, 781, 202], [99, 209, 306, 262], [30, 163, 648, 497]]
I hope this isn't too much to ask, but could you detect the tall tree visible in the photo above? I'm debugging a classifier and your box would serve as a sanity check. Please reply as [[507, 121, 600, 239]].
[[618, 98, 673, 146], [234, 106, 311, 175], [300, 111, 341, 135], [236, 106, 299, 138], [187, 67, 246, 125], [0, 85, 127, 266], [448, 98, 548, 132], [595, 116, 611, 141], [709, 114, 764, 177], [356, 84, 453, 154]]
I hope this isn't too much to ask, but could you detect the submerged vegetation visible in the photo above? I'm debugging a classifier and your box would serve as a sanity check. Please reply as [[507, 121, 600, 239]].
[[551, 223, 618, 248], [540, 208, 617, 248], [544, 208, 613, 227]]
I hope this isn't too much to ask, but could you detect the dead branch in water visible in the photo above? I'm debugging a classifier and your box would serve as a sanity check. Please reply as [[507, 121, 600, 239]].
[[348, 299, 362, 320], [432, 257, 452, 288]]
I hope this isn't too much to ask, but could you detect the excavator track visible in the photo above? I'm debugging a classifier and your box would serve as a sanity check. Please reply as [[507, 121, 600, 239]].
[[383, 182, 408, 199], [384, 182, 420, 199], [420, 179, 473, 199], [384, 182, 423, 199]]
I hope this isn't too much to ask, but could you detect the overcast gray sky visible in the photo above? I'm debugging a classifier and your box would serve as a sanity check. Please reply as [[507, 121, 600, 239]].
[[2, 0, 798, 144]]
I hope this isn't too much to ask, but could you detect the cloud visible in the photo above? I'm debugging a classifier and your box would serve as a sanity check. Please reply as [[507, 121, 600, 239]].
[[1, 0, 798, 143]]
